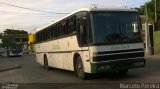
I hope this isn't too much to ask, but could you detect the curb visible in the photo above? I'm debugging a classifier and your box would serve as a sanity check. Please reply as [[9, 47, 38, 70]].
[[145, 55, 160, 61], [0, 66, 21, 72], [145, 56, 160, 59]]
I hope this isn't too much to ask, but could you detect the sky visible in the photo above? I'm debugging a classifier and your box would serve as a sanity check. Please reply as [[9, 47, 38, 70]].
[[0, 0, 149, 33]]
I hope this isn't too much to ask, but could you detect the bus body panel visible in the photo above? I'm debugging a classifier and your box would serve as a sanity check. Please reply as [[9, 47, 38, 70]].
[[36, 35, 91, 73]]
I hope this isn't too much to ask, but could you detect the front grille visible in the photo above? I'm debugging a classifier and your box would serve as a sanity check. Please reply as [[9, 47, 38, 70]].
[[93, 49, 144, 62]]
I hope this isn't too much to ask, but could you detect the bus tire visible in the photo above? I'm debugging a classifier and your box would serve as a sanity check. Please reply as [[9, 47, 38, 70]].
[[75, 56, 89, 80], [44, 55, 51, 70], [118, 69, 128, 75]]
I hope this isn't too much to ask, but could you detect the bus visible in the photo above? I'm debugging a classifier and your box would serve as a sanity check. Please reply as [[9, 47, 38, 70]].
[[35, 8, 145, 79], [7, 43, 23, 57]]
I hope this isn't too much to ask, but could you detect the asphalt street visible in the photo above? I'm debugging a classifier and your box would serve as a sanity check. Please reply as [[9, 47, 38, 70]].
[[0, 54, 160, 89]]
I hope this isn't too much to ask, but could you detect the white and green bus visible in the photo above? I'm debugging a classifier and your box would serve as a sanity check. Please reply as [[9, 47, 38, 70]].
[[35, 8, 145, 79]]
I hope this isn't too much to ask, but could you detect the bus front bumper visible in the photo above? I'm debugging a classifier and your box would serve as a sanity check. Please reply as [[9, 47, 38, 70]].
[[9, 52, 23, 56], [91, 58, 145, 74]]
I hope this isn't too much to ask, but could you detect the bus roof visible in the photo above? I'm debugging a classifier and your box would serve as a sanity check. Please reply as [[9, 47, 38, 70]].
[[36, 7, 137, 32]]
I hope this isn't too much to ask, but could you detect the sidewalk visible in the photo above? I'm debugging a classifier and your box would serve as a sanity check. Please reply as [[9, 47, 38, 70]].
[[0, 58, 21, 72], [145, 55, 160, 60]]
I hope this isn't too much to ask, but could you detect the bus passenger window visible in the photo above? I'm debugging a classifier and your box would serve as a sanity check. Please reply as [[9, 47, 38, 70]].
[[76, 12, 89, 46], [81, 17, 88, 44], [68, 16, 76, 34]]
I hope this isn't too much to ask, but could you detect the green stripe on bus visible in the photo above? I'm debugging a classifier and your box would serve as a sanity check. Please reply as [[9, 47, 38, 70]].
[[91, 63, 97, 73]]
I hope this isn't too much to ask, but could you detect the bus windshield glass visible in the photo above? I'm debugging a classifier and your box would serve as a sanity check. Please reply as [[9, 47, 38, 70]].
[[9, 44, 23, 50], [91, 11, 142, 44]]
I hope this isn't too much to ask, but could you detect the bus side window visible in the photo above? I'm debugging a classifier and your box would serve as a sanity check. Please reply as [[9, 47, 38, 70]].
[[42, 30, 45, 41], [76, 11, 89, 46], [57, 23, 60, 37], [45, 29, 47, 40], [58, 22, 62, 37], [68, 16, 76, 34], [52, 25, 57, 39], [76, 17, 82, 45], [47, 28, 51, 40], [42, 30, 44, 41], [43, 30, 45, 40], [49, 28, 51, 39], [58, 19, 67, 37], [81, 16, 89, 44], [62, 19, 68, 35], [50, 27, 54, 39]]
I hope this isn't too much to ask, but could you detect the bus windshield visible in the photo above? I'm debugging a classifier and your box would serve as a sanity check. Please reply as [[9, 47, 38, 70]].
[[91, 11, 142, 44], [9, 44, 23, 50]]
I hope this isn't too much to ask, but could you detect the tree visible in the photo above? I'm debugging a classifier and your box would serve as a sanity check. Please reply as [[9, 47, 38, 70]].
[[0, 33, 2, 39], [136, 0, 160, 24], [1, 29, 28, 46], [4, 29, 28, 35]]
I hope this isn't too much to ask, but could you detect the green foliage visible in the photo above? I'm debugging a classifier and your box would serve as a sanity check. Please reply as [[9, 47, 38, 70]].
[[137, 0, 160, 23], [1, 29, 28, 46], [0, 33, 2, 39], [4, 29, 28, 35]]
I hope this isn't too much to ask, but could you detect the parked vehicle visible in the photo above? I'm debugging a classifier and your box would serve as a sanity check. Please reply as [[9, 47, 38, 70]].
[[7, 43, 23, 57]]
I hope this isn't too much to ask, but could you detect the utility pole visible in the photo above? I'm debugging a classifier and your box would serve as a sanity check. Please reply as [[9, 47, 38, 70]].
[[145, 2, 151, 55]]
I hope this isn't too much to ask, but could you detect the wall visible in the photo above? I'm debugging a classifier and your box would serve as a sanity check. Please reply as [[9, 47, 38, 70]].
[[154, 31, 160, 55]]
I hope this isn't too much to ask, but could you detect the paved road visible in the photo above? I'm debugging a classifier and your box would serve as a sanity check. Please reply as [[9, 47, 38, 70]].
[[0, 54, 160, 88]]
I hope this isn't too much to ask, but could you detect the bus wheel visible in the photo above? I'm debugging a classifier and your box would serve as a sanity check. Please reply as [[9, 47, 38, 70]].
[[75, 56, 88, 80], [44, 56, 50, 70], [118, 69, 128, 75]]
